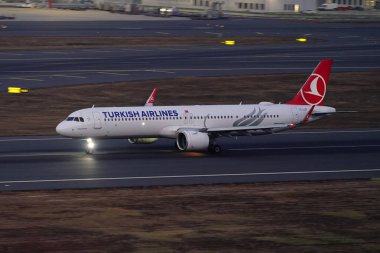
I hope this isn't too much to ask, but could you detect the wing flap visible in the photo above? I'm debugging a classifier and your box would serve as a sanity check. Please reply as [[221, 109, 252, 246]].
[[206, 123, 289, 133]]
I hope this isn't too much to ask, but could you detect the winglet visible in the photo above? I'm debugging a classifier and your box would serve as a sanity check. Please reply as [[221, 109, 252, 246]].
[[287, 59, 333, 106], [145, 87, 157, 106], [303, 105, 315, 124]]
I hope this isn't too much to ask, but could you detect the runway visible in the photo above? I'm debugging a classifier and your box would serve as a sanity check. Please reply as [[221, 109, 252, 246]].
[[1, 19, 379, 89], [0, 129, 379, 191], [0, 19, 379, 191]]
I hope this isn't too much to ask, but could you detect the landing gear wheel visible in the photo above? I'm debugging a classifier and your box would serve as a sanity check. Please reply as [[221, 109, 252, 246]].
[[208, 144, 222, 154], [85, 148, 94, 154]]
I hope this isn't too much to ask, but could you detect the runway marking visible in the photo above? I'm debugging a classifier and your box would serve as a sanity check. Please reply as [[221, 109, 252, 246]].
[[231, 60, 323, 63], [42, 51, 71, 55], [5, 65, 379, 74], [193, 27, 213, 30], [145, 69, 175, 74], [82, 49, 112, 53], [276, 129, 380, 135], [97, 71, 130, 76], [52, 74, 86, 79], [117, 27, 142, 30], [0, 52, 24, 56], [155, 32, 170, 35], [0, 152, 80, 158], [204, 32, 222, 36], [0, 57, 104, 61], [338, 36, 360, 39], [120, 49, 152, 52], [1, 169, 380, 185], [207, 55, 380, 59], [0, 137, 69, 142], [163, 48, 188, 51], [228, 144, 380, 151], [7, 77, 43, 81]]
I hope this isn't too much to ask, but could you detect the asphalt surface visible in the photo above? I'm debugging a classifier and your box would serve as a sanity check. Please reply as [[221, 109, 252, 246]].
[[0, 129, 379, 191], [0, 19, 379, 89]]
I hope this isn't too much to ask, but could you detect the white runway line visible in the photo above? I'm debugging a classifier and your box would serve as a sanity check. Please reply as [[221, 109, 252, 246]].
[[7, 77, 43, 81], [116, 27, 143, 30], [52, 74, 87, 79], [145, 69, 175, 74], [42, 51, 71, 55], [277, 129, 380, 135], [0, 52, 24, 56], [82, 49, 112, 53], [97, 71, 130, 76], [0, 57, 104, 61], [1, 169, 380, 185], [0, 137, 69, 142], [120, 49, 152, 52], [228, 144, 380, 151]]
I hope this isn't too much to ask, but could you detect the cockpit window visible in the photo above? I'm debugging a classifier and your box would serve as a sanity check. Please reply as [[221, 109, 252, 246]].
[[66, 116, 84, 122]]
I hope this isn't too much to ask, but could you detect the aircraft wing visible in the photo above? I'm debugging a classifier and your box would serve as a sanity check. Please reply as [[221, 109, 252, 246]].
[[177, 123, 290, 138]]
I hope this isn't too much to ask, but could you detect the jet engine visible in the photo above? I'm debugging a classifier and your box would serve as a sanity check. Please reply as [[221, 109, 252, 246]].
[[128, 138, 159, 144], [176, 130, 209, 151]]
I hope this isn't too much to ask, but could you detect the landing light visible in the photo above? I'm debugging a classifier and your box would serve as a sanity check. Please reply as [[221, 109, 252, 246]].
[[87, 138, 95, 149]]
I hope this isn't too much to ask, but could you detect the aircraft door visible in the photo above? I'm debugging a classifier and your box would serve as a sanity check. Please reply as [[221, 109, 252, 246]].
[[92, 111, 102, 129], [183, 111, 193, 125], [291, 107, 299, 123]]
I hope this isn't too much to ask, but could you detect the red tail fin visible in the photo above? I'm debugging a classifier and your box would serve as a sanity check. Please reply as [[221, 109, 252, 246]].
[[287, 59, 333, 105], [145, 87, 157, 106]]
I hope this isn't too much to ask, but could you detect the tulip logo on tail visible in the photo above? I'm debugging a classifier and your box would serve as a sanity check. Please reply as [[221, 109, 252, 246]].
[[301, 74, 326, 105]]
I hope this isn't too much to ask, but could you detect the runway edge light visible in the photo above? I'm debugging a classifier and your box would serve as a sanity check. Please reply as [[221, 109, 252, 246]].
[[8, 87, 29, 94], [223, 40, 235, 45], [296, 38, 307, 43]]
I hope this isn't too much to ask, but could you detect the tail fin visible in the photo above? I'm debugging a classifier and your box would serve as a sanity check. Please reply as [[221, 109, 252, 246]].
[[145, 87, 157, 106], [287, 59, 333, 106]]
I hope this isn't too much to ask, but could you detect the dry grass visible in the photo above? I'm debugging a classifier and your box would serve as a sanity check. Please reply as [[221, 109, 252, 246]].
[[0, 36, 302, 50], [0, 72, 379, 136], [0, 180, 379, 252]]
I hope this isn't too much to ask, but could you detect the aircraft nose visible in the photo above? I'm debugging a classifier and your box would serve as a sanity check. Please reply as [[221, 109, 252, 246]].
[[56, 122, 69, 136]]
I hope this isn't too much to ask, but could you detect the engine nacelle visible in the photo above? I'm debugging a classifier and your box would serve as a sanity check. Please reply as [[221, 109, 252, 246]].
[[128, 138, 159, 144], [176, 130, 209, 151]]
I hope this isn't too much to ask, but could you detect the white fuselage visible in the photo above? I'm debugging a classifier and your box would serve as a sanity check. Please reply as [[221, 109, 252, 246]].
[[56, 103, 335, 139]]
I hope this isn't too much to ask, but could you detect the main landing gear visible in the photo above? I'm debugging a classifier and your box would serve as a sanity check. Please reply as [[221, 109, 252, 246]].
[[85, 138, 95, 154], [208, 144, 222, 154]]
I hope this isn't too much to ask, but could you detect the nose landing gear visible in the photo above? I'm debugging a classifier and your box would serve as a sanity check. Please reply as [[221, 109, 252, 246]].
[[85, 138, 95, 154]]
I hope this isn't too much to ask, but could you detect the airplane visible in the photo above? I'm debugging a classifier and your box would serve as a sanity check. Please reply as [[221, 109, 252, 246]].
[[56, 59, 336, 154]]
